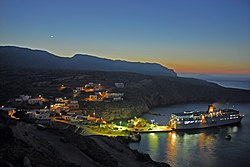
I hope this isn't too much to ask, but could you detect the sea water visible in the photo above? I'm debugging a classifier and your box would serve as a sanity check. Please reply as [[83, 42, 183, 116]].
[[129, 103, 250, 167]]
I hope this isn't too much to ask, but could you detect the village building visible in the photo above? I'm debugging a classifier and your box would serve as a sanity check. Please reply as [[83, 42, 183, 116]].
[[50, 101, 69, 113], [74, 114, 88, 120], [107, 93, 124, 101], [69, 109, 84, 114], [107, 93, 124, 98], [15, 98, 23, 102], [67, 100, 80, 110], [73, 89, 81, 93], [62, 115, 71, 121], [84, 91, 124, 101], [62, 112, 78, 121], [115, 83, 125, 88], [83, 82, 104, 92], [19, 95, 31, 101], [10, 95, 31, 103], [113, 97, 124, 101], [0, 107, 19, 120], [26, 109, 50, 120], [76, 87, 86, 91], [93, 84, 103, 91], [55, 97, 68, 103], [87, 95, 98, 101], [28, 97, 44, 105], [85, 82, 94, 88], [58, 85, 66, 91]]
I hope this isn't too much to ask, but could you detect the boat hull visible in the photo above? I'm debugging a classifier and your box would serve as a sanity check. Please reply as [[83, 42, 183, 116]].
[[173, 117, 242, 130]]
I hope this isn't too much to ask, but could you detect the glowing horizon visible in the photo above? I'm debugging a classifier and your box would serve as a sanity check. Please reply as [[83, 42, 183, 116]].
[[1, 0, 249, 75]]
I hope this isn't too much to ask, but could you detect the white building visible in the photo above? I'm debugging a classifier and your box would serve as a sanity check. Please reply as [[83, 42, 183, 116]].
[[85, 82, 94, 88], [73, 89, 81, 93], [76, 87, 84, 91], [28, 98, 44, 105], [115, 83, 125, 88], [27, 109, 50, 120], [69, 100, 78, 104], [113, 97, 124, 101], [67, 100, 79, 110], [15, 98, 23, 102], [107, 93, 124, 101], [107, 93, 124, 98], [19, 95, 31, 101]]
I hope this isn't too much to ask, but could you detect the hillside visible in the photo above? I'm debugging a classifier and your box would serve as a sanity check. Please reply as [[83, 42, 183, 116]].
[[0, 46, 177, 77], [1, 69, 249, 121]]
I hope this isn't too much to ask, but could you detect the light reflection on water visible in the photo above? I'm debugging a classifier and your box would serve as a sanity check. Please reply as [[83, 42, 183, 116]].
[[129, 103, 250, 167], [166, 132, 176, 166], [148, 133, 159, 158]]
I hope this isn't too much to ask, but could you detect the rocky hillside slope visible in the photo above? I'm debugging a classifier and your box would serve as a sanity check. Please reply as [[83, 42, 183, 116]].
[[125, 76, 250, 107], [0, 119, 169, 167]]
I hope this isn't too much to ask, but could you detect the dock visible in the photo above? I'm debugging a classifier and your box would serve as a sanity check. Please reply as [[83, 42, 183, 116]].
[[133, 126, 173, 133], [112, 125, 173, 133]]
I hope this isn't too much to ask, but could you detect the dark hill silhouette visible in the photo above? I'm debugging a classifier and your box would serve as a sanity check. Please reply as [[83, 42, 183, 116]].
[[0, 46, 176, 77]]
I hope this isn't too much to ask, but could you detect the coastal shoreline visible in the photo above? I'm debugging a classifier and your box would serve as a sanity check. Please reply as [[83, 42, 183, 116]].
[[0, 120, 170, 167]]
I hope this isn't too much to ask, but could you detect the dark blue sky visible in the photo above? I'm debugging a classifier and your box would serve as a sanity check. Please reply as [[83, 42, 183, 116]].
[[0, 0, 249, 74]]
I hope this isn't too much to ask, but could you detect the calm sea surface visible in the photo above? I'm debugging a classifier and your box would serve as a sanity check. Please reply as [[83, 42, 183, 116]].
[[129, 78, 250, 167], [208, 79, 250, 90]]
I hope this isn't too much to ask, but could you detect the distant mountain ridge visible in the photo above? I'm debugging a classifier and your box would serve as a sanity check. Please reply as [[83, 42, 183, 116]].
[[0, 46, 177, 77]]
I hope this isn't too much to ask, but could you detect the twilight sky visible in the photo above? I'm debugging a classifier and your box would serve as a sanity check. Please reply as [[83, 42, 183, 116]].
[[0, 0, 250, 74]]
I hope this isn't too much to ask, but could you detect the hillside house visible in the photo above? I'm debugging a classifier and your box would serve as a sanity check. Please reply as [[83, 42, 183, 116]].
[[107, 93, 124, 98], [19, 95, 31, 101], [115, 83, 125, 88], [89, 95, 98, 101], [83, 82, 104, 92], [26, 109, 50, 120], [28, 97, 44, 105], [0, 107, 19, 120], [107, 93, 124, 101], [67, 100, 80, 110], [55, 97, 68, 103], [50, 102, 69, 113]]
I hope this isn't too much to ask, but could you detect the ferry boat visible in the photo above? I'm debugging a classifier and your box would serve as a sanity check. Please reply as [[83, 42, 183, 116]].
[[167, 104, 244, 130]]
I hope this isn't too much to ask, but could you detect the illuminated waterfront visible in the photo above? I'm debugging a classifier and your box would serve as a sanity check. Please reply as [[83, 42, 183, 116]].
[[129, 103, 250, 167]]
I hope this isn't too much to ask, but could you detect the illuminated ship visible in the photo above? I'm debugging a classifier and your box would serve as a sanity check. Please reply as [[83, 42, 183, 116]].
[[168, 104, 244, 130]]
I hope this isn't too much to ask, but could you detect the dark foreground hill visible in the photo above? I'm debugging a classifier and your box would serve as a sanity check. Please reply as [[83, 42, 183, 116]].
[[0, 117, 169, 167], [0, 46, 177, 77]]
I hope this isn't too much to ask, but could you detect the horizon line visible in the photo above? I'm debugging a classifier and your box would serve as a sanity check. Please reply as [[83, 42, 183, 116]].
[[1, 44, 250, 76]]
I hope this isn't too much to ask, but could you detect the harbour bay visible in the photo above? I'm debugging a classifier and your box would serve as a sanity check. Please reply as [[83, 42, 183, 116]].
[[129, 102, 250, 167]]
